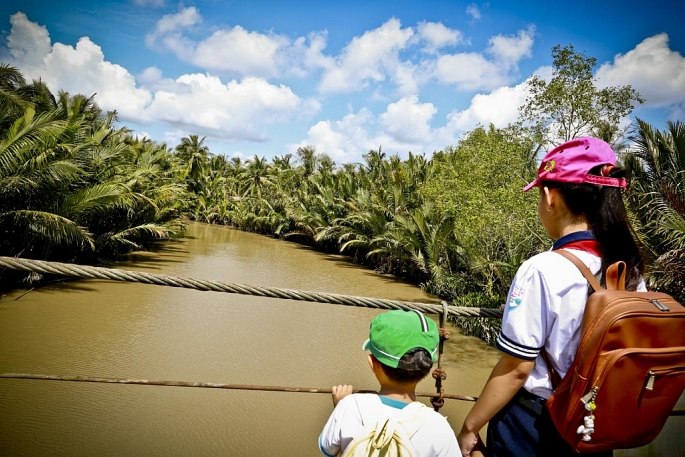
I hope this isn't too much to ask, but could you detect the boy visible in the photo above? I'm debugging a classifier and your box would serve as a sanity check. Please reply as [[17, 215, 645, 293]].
[[318, 309, 463, 456]]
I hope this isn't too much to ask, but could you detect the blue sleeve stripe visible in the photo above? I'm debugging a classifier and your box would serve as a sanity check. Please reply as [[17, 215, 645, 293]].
[[319, 433, 336, 457], [496, 334, 540, 360]]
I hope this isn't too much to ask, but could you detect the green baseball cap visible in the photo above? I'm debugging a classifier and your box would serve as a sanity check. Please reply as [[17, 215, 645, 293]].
[[362, 310, 439, 368]]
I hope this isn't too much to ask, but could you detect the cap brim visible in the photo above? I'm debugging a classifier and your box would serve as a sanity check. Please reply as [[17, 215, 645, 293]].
[[522, 178, 540, 192], [362, 339, 370, 351]]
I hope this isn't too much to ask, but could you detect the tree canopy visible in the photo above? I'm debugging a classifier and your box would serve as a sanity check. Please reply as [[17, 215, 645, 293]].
[[520, 44, 644, 147]]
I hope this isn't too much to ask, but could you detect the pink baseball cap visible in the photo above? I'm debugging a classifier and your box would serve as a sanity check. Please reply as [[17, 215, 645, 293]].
[[523, 137, 627, 192]]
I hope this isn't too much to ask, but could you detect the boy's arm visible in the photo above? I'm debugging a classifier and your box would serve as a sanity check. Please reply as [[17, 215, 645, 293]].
[[332, 384, 353, 407], [320, 392, 354, 456]]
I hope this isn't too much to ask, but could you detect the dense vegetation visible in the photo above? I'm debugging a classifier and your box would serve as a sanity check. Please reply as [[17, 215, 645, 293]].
[[1, 45, 683, 343], [0, 65, 190, 286]]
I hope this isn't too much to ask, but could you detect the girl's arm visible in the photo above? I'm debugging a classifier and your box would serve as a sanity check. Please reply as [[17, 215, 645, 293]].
[[457, 353, 535, 456]]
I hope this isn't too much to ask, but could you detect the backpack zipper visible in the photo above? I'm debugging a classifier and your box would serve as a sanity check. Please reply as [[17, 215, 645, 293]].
[[646, 371, 655, 391], [589, 348, 685, 397], [650, 299, 670, 311], [644, 366, 685, 391], [577, 297, 683, 362], [580, 386, 598, 406]]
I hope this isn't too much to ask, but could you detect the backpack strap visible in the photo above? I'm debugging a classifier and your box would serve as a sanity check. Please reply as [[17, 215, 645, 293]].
[[395, 401, 431, 439], [545, 249, 604, 390], [554, 249, 601, 292], [554, 248, 627, 291]]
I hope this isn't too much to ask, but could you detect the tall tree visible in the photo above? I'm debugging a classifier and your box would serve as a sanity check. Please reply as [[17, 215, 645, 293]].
[[175, 135, 210, 192], [520, 44, 644, 147], [295, 145, 318, 178]]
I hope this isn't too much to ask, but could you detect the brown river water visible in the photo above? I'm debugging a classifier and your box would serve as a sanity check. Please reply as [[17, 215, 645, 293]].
[[0, 222, 682, 456]]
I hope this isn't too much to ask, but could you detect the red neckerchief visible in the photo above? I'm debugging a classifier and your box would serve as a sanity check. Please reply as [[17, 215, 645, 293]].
[[560, 239, 601, 257]]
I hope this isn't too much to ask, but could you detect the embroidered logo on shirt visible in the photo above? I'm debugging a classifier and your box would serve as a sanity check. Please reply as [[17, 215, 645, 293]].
[[509, 285, 524, 311]]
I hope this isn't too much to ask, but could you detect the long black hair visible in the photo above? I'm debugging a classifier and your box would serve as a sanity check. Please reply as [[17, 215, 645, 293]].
[[543, 165, 645, 291]]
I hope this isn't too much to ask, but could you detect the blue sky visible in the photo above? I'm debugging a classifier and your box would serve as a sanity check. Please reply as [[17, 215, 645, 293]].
[[1, 0, 684, 163]]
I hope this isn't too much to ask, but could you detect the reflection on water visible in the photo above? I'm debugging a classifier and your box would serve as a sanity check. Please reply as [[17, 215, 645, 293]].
[[0, 222, 681, 456]]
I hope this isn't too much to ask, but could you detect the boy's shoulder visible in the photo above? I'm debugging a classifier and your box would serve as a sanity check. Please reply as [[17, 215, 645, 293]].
[[339, 392, 378, 407], [334, 393, 452, 425], [352, 394, 451, 425]]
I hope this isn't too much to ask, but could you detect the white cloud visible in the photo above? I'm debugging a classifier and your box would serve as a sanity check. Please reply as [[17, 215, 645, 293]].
[[417, 22, 463, 54], [152, 6, 200, 36], [487, 26, 535, 69], [444, 78, 530, 131], [296, 97, 449, 163], [295, 109, 376, 163], [285, 31, 333, 78], [434, 26, 534, 91], [192, 26, 288, 78], [146, 6, 328, 79], [297, 76, 540, 163], [137, 66, 163, 84], [318, 18, 414, 94], [380, 96, 437, 143], [595, 33, 685, 108], [6, 12, 52, 74], [5, 12, 315, 143], [466, 4, 482, 21], [435, 52, 506, 91], [146, 74, 305, 141], [7, 13, 152, 120]]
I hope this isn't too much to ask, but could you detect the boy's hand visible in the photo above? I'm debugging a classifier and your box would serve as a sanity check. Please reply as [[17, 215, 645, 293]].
[[331, 385, 353, 407]]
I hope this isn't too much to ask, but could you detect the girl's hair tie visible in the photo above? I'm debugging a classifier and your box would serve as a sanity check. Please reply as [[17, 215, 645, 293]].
[[600, 165, 615, 177]]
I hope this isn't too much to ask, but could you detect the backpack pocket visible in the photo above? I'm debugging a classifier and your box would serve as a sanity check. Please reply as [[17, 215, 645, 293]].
[[581, 347, 685, 449]]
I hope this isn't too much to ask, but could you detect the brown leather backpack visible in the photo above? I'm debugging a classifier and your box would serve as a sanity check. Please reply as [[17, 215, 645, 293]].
[[544, 250, 685, 453]]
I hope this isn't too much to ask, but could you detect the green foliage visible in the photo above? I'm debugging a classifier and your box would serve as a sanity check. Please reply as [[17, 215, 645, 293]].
[[520, 44, 644, 146], [449, 293, 504, 345], [624, 119, 685, 302], [0, 68, 189, 289], [422, 125, 545, 299]]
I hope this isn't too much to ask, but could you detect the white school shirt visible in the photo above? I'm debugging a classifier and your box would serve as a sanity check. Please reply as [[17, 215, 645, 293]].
[[319, 393, 459, 457], [495, 248, 646, 399]]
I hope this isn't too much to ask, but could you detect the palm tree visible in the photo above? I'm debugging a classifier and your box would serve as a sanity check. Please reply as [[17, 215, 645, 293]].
[[240, 155, 274, 198], [625, 119, 685, 301], [174, 135, 210, 192], [296, 145, 318, 178], [0, 72, 186, 271], [367, 203, 462, 280]]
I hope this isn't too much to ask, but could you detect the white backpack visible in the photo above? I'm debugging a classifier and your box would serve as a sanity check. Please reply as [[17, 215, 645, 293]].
[[343, 394, 431, 457]]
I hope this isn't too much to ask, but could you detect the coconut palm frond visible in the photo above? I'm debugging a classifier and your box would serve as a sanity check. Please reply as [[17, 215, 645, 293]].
[[1, 210, 94, 250]]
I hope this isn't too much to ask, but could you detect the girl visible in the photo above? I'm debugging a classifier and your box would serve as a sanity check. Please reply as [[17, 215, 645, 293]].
[[457, 137, 645, 457]]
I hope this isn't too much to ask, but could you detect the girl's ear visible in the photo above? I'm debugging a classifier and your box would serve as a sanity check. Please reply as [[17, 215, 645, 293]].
[[543, 186, 555, 211]]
